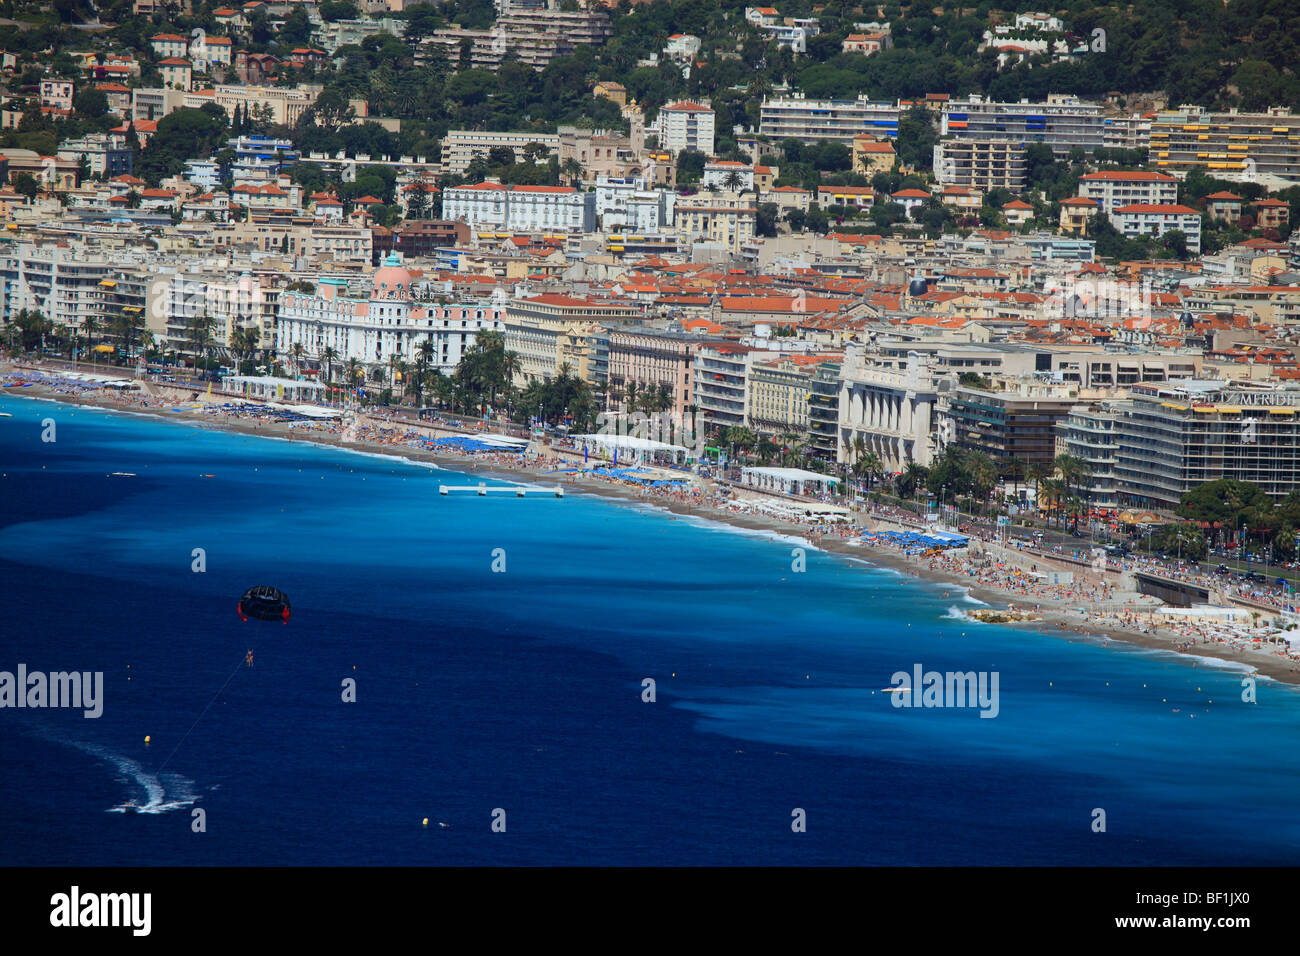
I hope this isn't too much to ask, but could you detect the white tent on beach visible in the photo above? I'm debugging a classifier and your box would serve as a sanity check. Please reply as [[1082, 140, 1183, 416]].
[[225, 376, 327, 403], [740, 466, 839, 496], [575, 433, 691, 464]]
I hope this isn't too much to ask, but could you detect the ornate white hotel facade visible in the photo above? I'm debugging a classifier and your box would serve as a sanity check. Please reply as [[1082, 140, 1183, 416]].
[[837, 344, 943, 472], [275, 254, 506, 376]]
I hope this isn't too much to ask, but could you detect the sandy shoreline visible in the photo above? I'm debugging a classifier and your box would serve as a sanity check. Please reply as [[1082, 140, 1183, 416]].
[[7, 363, 1300, 688]]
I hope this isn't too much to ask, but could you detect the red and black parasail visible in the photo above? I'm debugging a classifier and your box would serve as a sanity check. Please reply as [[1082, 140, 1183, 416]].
[[238, 586, 291, 624]]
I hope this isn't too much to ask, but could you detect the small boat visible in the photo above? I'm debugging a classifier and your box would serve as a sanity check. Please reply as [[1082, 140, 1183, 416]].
[[0, 412, 11, 417], [110, 472, 136, 477]]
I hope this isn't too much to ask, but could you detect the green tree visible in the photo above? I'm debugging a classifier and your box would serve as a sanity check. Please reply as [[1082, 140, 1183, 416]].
[[138, 107, 229, 186], [676, 149, 706, 185], [895, 105, 938, 173], [1151, 522, 1207, 560]]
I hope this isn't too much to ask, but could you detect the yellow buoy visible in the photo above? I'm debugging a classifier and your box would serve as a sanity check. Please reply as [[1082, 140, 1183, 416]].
[[144, 735, 151, 744], [422, 818, 428, 827]]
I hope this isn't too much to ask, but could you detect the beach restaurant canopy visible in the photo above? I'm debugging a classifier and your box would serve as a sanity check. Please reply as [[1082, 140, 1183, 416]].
[[575, 433, 691, 463], [225, 376, 327, 403], [740, 466, 839, 496]]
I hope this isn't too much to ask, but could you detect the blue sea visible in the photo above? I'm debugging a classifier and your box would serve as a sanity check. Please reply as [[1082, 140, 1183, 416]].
[[2, 391, 1298, 866]]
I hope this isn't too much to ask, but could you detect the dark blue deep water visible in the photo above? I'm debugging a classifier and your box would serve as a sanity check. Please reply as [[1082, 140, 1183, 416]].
[[2, 392, 1299, 865]]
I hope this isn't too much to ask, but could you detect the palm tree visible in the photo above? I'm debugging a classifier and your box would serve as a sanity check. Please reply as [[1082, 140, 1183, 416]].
[[80, 315, 98, 367], [110, 309, 143, 365], [725, 425, 758, 463], [393, 359, 410, 404], [854, 450, 881, 492], [413, 339, 434, 408], [187, 311, 215, 372], [291, 342, 304, 379], [961, 449, 998, 512], [898, 461, 929, 502], [346, 357, 361, 387], [1038, 477, 1065, 530], [654, 382, 674, 439], [1052, 453, 1092, 531], [322, 346, 339, 387], [779, 431, 801, 466], [430, 370, 454, 410], [561, 158, 583, 186], [1006, 456, 1024, 500], [501, 350, 521, 393], [229, 325, 256, 373], [1025, 461, 1049, 511], [637, 385, 658, 418], [722, 170, 744, 192]]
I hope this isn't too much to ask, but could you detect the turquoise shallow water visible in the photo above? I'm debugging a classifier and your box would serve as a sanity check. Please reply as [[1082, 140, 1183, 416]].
[[0, 391, 1297, 865]]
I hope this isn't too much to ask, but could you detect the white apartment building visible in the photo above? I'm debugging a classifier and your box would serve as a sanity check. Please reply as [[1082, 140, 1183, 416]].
[[57, 133, 134, 178], [1102, 112, 1151, 151], [190, 34, 233, 70], [593, 178, 675, 232], [760, 93, 899, 145], [0, 244, 156, 337], [1111, 204, 1203, 254], [940, 94, 1106, 157], [442, 182, 596, 232], [693, 343, 778, 433], [654, 101, 715, 156], [701, 160, 755, 191], [159, 270, 280, 352], [439, 130, 561, 177], [759, 18, 819, 53], [1076, 170, 1177, 214]]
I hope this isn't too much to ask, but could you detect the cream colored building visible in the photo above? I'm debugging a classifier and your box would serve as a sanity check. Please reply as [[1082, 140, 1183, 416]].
[[505, 292, 641, 385], [214, 85, 313, 126], [674, 191, 757, 253]]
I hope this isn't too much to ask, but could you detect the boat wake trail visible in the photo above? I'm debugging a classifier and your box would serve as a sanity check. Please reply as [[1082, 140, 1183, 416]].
[[34, 729, 198, 814]]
